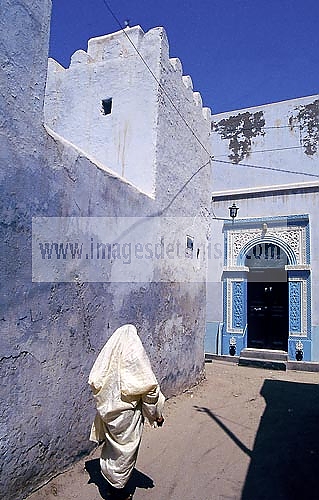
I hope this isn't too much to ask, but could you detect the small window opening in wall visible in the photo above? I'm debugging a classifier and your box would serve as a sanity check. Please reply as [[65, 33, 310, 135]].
[[101, 98, 112, 115], [186, 235, 194, 255]]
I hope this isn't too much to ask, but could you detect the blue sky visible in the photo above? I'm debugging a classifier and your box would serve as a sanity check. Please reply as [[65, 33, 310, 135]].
[[49, 0, 319, 114]]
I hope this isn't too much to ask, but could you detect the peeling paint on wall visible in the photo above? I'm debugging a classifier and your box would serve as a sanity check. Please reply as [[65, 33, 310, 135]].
[[289, 99, 319, 156], [212, 111, 265, 163]]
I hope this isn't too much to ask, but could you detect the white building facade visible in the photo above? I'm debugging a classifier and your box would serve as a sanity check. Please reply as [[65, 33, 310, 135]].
[[207, 95, 319, 363]]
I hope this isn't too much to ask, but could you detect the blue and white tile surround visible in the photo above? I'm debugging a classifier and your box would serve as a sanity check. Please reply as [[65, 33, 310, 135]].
[[221, 214, 311, 360]]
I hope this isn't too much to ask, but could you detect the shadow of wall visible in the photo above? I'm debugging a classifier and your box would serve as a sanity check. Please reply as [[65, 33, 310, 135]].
[[242, 378, 319, 500]]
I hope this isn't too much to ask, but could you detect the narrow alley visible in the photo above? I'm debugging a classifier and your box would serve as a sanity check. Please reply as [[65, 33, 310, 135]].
[[28, 361, 319, 500]]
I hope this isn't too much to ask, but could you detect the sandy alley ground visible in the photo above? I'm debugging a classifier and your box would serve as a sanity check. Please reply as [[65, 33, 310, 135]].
[[27, 361, 319, 500]]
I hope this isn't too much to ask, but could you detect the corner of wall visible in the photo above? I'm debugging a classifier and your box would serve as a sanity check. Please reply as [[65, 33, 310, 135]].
[[45, 25, 166, 197], [0, 0, 52, 145], [154, 35, 212, 212], [87, 25, 145, 61]]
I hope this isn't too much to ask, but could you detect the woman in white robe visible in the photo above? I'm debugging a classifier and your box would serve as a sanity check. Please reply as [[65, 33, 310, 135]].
[[88, 324, 165, 499]]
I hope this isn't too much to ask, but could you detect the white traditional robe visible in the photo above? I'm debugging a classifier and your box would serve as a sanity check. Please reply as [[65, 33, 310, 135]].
[[88, 324, 165, 489]]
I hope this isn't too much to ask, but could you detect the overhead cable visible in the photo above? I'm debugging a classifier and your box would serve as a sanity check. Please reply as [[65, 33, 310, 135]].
[[101, 0, 318, 180], [211, 158, 319, 178], [101, 0, 211, 158]]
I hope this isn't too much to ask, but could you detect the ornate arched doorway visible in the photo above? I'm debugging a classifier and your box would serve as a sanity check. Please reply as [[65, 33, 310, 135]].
[[221, 215, 311, 360], [245, 243, 289, 350]]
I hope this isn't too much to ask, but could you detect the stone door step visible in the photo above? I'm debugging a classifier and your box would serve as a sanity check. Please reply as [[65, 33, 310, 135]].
[[239, 348, 288, 370]]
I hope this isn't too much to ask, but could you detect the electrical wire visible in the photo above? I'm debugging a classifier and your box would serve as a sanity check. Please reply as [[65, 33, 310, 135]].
[[211, 157, 319, 178], [211, 124, 302, 132], [214, 145, 303, 157], [101, 0, 211, 159], [100, 0, 319, 181]]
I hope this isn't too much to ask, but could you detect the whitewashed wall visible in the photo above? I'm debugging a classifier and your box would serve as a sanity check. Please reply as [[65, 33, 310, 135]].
[[207, 96, 319, 360], [0, 4, 212, 498]]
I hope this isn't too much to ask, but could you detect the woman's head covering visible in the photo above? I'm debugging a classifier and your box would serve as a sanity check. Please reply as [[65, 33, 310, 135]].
[[88, 324, 159, 403]]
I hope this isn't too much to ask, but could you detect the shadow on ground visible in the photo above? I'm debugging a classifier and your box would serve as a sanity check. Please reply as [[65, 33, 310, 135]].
[[85, 458, 154, 499], [196, 379, 319, 500]]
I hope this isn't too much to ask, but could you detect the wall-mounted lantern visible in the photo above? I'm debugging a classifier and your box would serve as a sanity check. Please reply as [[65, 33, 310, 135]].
[[229, 203, 239, 221], [295, 340, 304, 361]]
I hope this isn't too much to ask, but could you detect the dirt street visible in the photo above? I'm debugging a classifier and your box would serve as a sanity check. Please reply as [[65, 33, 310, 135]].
[[27, 361, 319, 500]]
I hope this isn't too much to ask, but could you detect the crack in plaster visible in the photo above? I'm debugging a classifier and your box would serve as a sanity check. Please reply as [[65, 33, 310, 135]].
[[0, 350, 41, 364]]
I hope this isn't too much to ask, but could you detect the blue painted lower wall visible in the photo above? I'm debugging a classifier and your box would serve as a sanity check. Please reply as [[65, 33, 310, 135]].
[[205, 324, 317, 362], [311, 326, 319, 361], [205, 322, 220, 354], [288, 338, 311, 361], [221, 331, 247, 356]]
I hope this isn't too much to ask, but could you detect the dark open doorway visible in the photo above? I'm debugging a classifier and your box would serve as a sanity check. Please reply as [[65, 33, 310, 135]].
[[247, 272, 289, 350], [245, 244, 289, 351]]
